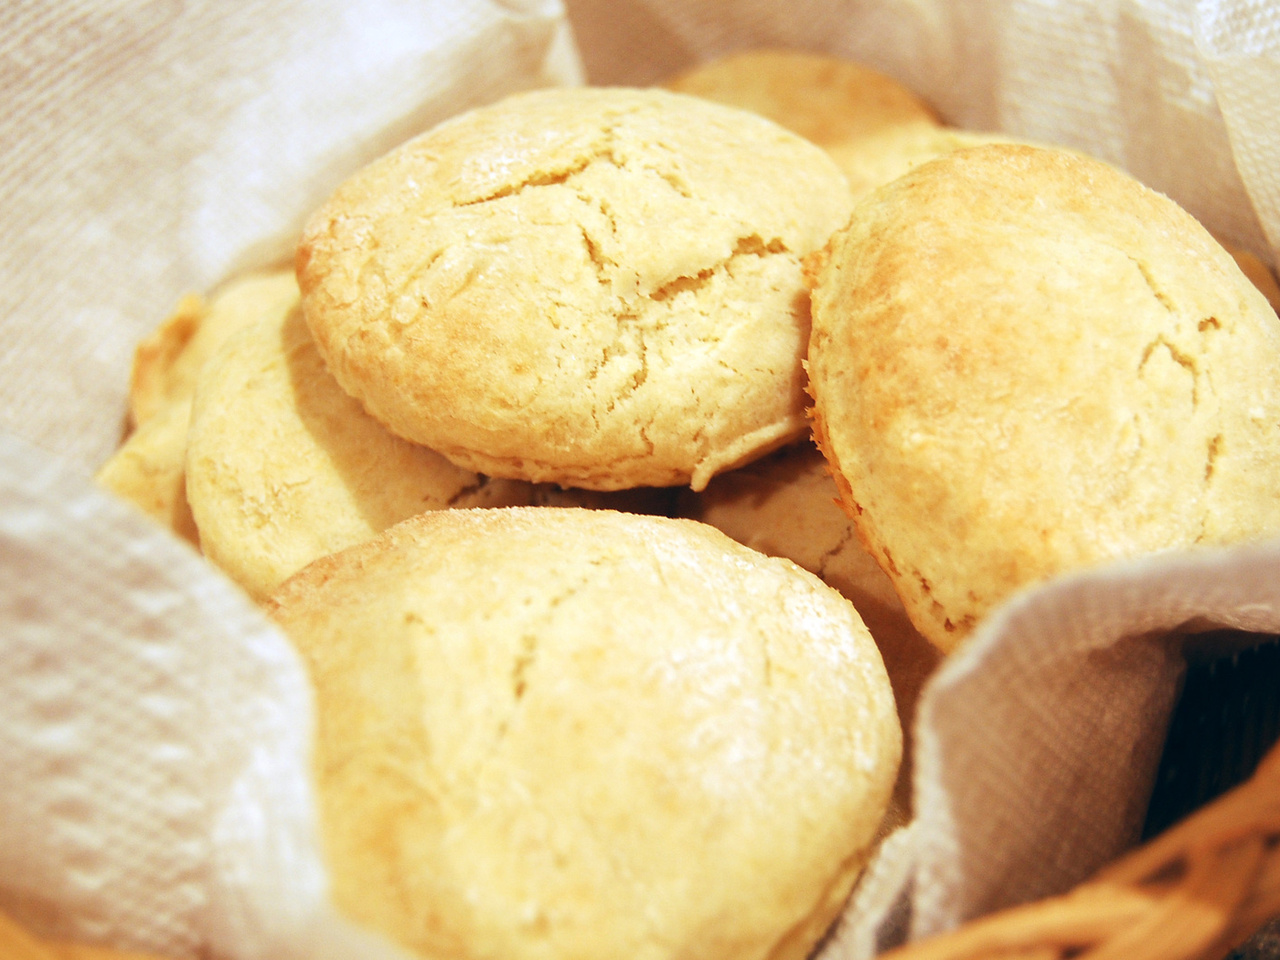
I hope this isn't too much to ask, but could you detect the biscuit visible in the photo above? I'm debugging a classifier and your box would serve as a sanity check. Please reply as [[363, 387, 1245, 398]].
[[662, 52, 1044, 200], [267, 507, 901, 960], [128, 293, 202, 429], [129, 270, 299, 427], [97, 272, 301, 543], [185, 303, 533, 601], [680, 441, 940, 829], [94, 399, 200, 545], [665, 49, 958, 198], [828, 125, 1030, 202], [665, 49, 939, 187], [808, 143, 1280, 652], [682, 443, 904, 620], [297, 86, 853, 491]]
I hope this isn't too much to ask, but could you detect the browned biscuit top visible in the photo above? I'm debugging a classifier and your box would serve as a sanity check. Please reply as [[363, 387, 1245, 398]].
[[808, 143, 1280, 652], [298, 86, 853, 492], [268, 506, 900, 960]]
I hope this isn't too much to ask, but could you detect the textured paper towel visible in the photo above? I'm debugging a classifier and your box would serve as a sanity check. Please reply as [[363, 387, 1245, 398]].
[[0, 432, 414, 960], [2, 0, 1280, 958]]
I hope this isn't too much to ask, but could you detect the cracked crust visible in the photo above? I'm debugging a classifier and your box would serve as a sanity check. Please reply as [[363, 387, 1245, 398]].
[[807, 143, 1280, 653], [267, 506, 900, 960], [298, 87, 853, 491], [185, 303, 533, 602]]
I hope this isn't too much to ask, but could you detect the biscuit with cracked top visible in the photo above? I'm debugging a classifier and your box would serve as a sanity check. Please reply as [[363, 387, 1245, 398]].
[[185, 303, 533, 601], [807, 143, 1280, 653], [267, 506, 900, 960], [129, 270, 299, 428], [664, 49, 941, 199], [297, 86, 854, 492]]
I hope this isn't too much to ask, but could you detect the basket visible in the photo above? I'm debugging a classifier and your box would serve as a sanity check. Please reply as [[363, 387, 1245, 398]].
[[884, 725, 1280, 960]]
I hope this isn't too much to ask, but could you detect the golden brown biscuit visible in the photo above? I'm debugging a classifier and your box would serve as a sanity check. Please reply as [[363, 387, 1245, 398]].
[[186, 304, 533, 601], [298, 86, 853, 492], [129, 271, 299, 428], [99, 272, 301, 544], [128, 293, 203, 429], [94, 399, 199, 545], [662, 52, 1046, 201], [268, 507, 901, 960], [664, 49, 940, 196], [680, 442, 940, 829], [829, 125, 1031, 201], [808, 143, 1280, 653]]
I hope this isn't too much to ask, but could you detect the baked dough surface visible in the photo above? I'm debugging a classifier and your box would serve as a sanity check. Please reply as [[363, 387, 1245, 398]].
[[129, 271, 300, 427], [664, 48, 941, 199], [185, 304, 531, 600], [664, 51, 1048, 200], [808, 143, 1280, 652], [95, 399, 199, 545], [298, 86, 853, 491], [680, 442, 940, 830], [96, 270, 301, 545], [268, 507, 900, 960]]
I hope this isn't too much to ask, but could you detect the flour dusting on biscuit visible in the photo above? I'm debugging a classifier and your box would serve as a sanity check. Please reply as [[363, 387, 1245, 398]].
[[298, 86, 853, 491], [268, 507, 900, 960]]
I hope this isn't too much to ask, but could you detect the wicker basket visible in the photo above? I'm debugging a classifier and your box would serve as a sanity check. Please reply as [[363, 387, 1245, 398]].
[[884, 735, 1280, 960]]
